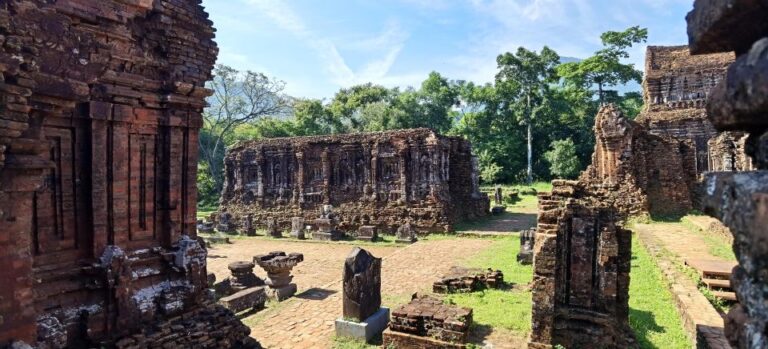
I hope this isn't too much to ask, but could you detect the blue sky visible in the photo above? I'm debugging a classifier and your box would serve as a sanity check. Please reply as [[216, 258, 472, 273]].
[[203, 0, 694, 99]]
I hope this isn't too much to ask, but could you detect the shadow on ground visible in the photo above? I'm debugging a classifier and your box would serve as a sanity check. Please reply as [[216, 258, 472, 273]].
[[457, 211, 537, 233], [630, 307, 665, 349], [296, 287, 337, 300]]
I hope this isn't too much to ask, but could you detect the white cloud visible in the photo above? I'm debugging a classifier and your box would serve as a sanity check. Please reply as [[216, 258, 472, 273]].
[[245, 0, 413, 89]]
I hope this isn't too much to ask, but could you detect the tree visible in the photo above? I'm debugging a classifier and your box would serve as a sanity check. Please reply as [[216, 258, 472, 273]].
[[544, 138, 581, 179], [477, 149, 503, 184], [201, 64, 291, 193], [557, 26, 647, 103], [496, 46, 561, 184], [328, 83, 393, 132]]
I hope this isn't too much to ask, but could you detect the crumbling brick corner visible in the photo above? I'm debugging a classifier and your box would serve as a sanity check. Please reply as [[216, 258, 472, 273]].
[[580, 104, 693, 218], [0, 1, 258, 348], [529, 180, 635, 349]]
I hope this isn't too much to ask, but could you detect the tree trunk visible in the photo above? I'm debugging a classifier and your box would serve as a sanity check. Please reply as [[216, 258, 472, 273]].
[[526, 93, 533, 185], [598, 81, 604, 104]]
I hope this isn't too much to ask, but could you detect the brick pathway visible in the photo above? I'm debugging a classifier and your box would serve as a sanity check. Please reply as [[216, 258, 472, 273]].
[[634, 224, 731, 349], [209, 237, 494, 349], [633, 222, 733, 262]]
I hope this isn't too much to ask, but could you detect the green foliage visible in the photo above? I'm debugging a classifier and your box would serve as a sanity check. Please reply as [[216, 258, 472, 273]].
[[477, 149, 503, 184], [544, 138, 581, 179], [198, 27, 649, 203], [557, 26, 647, 104]]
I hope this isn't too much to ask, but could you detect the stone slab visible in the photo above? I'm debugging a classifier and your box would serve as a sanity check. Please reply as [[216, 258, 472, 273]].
[[219, 287, 267, 313], [334, 307, 390, 343]]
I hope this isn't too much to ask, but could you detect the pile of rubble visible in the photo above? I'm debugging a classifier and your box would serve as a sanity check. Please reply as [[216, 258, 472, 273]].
[[432, 267, 504, 293]]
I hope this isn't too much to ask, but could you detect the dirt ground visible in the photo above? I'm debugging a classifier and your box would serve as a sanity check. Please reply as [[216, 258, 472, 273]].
[[207, 232, 527, 348]]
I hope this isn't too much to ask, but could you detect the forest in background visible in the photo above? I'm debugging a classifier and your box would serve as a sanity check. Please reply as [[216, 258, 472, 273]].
[[197, 27, 647, 206]]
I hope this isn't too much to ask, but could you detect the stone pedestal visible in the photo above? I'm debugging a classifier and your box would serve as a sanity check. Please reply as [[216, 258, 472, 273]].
[[266, 217, 281, 238], [396, 223, 417, 244], [244, 214, 256, 236], [356, 226, 378, 242], [217, 211, 235, 233], [254, 252, 304, 301], [197, 219, 215, 233], [228, 261, 264, 292], [314, 218, 341, 241], [290, 217, 305, 239], [517, 229, 535, 265], [335, 307, 390, 343]]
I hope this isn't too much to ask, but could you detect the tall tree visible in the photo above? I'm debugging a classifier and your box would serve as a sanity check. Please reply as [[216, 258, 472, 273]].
[[557, 26, 647, 103], [496, 46, 560, 184], [201, 64, 290, 192]]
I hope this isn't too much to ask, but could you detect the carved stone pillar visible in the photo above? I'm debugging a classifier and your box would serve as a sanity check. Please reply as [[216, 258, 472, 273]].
[[321, 148, 331, 204], [295, 150, 304, 204], [398, 147, 408, 203], [370, 144, 378, 201], [255, 149, 265, 199]]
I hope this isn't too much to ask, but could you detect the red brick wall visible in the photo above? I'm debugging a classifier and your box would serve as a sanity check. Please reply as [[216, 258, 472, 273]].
[[0, 0, 221, 346]]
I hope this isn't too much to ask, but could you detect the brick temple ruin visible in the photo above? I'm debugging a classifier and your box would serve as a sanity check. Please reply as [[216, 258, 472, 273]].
[[219, 128, 490, 233], [687, 0, 768, 347], [0, 1, 257, 348], [575, 45, 750, 218], [529, 107, 638, 349]]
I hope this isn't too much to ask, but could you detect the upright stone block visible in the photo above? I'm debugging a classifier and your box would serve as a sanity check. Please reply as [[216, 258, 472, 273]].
[[290, 217, 305, 239], [342, 248, 382, 321], [396, 222, 417, 244], [336, 248, 388, 343]]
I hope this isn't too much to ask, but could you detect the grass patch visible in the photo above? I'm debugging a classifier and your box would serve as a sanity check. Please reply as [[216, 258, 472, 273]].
[[197, 205, 218, 220], [480, 182, 551, 213], [629, 237, 691, 349], [444, 236, 533, 335], [680, 216, 735, 261], [332, 336, 381, 349]]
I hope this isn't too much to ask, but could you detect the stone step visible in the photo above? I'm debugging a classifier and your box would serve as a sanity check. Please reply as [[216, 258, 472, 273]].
[[711, 291, 737, 302], [685, 259, 736, 280], [702, 278, 731, 290]]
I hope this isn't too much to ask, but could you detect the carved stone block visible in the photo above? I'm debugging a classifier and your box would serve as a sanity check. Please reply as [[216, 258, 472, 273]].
[[343, 248, 382, 322]]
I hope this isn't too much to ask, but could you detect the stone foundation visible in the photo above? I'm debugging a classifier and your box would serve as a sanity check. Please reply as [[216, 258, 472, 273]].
[[432, 266, 503, 293], [389, 294, 472, 344], [219, 129, 490, 233]]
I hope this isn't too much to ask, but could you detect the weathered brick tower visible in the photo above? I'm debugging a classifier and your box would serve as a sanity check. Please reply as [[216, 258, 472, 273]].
[[0, 1, 256, 347]]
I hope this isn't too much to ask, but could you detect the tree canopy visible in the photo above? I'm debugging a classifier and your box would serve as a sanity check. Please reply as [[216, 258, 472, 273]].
[[197, 27, 649, 204]]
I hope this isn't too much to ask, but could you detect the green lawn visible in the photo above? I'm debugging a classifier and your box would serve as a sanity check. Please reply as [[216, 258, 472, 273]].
[[445, 236, 533, 335], [480, 182, 553, 213], [629, 236, 691, 349]]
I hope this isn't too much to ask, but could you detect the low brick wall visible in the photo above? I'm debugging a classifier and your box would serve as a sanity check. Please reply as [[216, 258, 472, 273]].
[[635, 230, 731, 349]]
